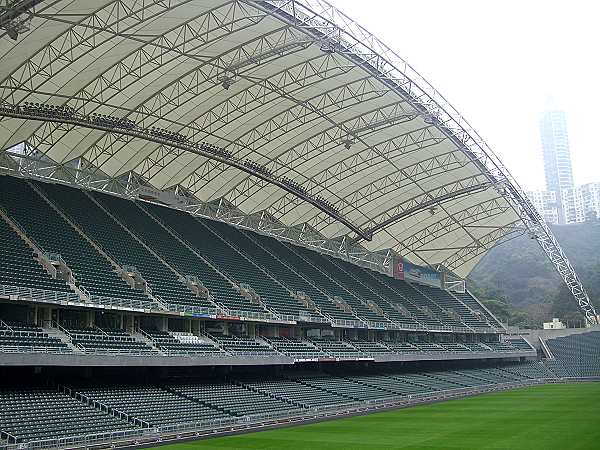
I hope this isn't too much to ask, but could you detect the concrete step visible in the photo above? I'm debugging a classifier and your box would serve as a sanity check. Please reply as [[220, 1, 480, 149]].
[[131, 332, 162, 353], [43, 327, 82, 354]]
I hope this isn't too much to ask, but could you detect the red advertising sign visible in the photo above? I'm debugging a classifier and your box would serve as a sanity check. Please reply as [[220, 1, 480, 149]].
[[393, 257, 404, 280]]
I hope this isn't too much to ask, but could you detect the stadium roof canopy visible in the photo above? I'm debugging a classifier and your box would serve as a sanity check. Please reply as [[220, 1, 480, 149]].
[[0, 0, 596, 322]]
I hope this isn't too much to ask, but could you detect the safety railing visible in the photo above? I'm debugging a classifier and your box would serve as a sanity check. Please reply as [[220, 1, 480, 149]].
[[0, 285, 502, 333], [0, 345, 72, 354], [160, 349, 230, 357], [162, 303, 218, 316], [0, 284, 80, 303], [218, 308, 277, 322], [85, 294, 153, 311], [70, 347, 159, 356], [0, 319, 13, 332], [329, 318, 367, 328], [290, 352, 329, 360]]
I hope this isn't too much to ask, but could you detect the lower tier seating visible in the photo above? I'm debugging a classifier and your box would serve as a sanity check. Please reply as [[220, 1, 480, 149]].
[[0, 388, 135, 443], [73, 386, 229, 427], [168, 382, 302, 417], [543, 331, 600, 378], [0, 361, 566, 443]]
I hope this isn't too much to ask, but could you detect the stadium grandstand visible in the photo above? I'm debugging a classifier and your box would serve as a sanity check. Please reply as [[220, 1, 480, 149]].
[[0, 0, 598, 449]]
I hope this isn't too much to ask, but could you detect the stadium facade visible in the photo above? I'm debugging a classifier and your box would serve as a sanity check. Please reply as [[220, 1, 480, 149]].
[[0, 1, 598, 448]]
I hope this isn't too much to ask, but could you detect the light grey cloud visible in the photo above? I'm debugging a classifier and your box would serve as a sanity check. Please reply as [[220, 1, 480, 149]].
[[329, 0, 600, 189]]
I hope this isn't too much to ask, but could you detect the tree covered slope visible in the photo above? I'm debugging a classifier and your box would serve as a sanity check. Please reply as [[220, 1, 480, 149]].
[[469, 222, 600, 325]]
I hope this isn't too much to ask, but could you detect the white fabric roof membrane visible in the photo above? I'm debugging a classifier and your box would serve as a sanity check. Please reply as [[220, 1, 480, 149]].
[[0, 0, 525, 276]]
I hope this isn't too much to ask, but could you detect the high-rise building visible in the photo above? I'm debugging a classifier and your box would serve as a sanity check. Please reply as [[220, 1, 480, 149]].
[[540, 110, 575, 223], [526, 189, 559, 224], [575, 183, 600, 222], [527, 183, 600, 225]]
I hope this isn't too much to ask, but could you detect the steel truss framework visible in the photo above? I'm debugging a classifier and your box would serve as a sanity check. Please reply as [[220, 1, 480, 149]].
[[0, 0, 596, 323]]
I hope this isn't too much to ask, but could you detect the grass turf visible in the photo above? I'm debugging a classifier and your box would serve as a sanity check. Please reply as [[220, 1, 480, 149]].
[[153, 383, 600, 450]]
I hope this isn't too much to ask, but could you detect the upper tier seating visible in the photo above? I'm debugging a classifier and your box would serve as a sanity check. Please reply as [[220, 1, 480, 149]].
[[362, 270, 449, 329], [143, 330, 224, 355], [241, 230, 357, 322], [0, 175, 501, 334], [38, 183, 209, 312], [438, 342, 471, 352], [0, 217, 74, 298], [0, 321, 70, 354], [349, 340, 394, 355], [508, 337, 533, 351], [415, 342, 446, 353], [290, 246, 391, 325], [411, 284, 490, 329], [262, 336, 325, 359], [484, 341, 520, 352], [462, 342, 493, 352], [278, 243, 371, 324], [211, 335, 279, 356], [452, 290, 502, 327], [384, 341, 420, 353], [309, 338, 363, 359], [323, 257, 423, 328], [0, 176, 153, 309], [200, 219, 322, 321], [141, 203, 270, 316], [74, 386, 229, 427], [245, 234, 360, 323], [393, 282, 466, 329], [0, 388, 135, 443], [64, 327, 156, 355]]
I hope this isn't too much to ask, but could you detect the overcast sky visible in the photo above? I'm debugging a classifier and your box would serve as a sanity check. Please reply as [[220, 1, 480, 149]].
[[329, 0, 599, 190]]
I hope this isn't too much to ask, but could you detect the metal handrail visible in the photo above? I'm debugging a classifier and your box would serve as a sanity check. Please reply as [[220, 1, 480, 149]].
[[0, 319, 14, 333]]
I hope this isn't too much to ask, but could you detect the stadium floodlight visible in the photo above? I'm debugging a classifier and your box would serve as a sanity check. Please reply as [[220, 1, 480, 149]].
[[320, 40, 336, 53], [228, 41, 310, 72], [218, 76, 235, 90], [5, 25, 17, 40], [422, 113, 437, 124], [0, 0, 39, 41], [349, 111, 420, 135], [340, 138, 354, 150]]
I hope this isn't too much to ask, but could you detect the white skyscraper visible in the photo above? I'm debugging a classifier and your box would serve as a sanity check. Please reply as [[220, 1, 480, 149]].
[[540, 110, 575, 224]]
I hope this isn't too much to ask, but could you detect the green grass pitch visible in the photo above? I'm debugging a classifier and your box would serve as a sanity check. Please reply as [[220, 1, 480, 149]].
[[154, 383, 600, 450]]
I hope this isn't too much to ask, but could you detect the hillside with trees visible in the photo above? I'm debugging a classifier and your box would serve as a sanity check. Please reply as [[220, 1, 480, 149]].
[[468, 221, 600, 328]]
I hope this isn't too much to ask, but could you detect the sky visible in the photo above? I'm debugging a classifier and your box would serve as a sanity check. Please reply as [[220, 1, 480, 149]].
[[329, 0, 600, 190]]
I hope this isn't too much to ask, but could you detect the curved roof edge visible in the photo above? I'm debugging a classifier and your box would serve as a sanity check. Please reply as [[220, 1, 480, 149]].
[[0, 0, 595, 323]]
